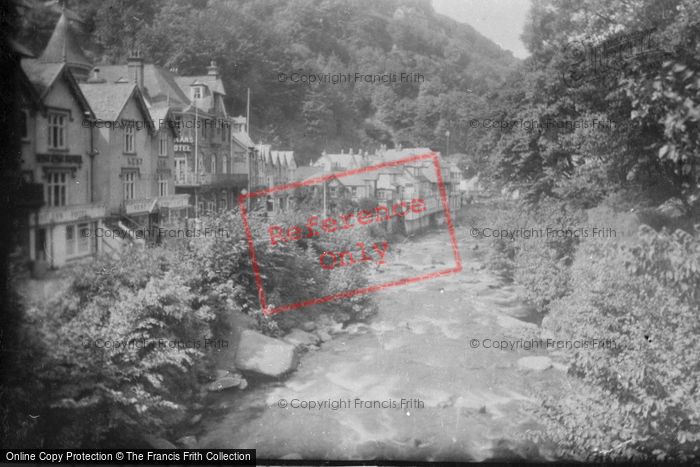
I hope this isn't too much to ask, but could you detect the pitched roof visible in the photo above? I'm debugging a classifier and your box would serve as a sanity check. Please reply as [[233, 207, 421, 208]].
[[232, 131, 255, 148], [38, 12, 92, 72], [79, 81, 152, 130], [148, 103, 176, 135], [378, 147, 433, 161], [21, 60, 63, 96], [176, 74, 226, 96], [21, 59, 93, 116], [336, 172, 377, 186], [92, 64, 190, 106], [293, 166, 325, 182], [273, 151, 296, 168], [315, 152, 362, 168]]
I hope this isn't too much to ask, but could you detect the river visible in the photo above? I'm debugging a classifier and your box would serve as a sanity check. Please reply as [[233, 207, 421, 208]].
[[196, 227, 569, 461]]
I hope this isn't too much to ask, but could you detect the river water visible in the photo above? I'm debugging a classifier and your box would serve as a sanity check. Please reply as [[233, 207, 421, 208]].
[[197, 228, 568, 461]]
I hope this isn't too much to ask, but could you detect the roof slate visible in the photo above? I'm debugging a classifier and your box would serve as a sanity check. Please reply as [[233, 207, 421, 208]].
[[93, 64, 190, 106], [38, 12, 91, 70], [79, 81, 141, 122]]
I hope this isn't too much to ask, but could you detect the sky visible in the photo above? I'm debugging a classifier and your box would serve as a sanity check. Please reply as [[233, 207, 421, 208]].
[[432, 0, 532, 59]]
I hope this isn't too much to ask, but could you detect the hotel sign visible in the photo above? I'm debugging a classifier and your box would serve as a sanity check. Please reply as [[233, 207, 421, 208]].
[[33, 203, 106, 226], [37, 154, 82, 164], [124, 198, 158, 214], [157, 194, 190, 209], [174, 136, 193, 153]]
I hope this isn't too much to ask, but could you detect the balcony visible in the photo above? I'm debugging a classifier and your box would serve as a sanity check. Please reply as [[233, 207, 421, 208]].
[[30, 202, 106, 226], [174, 171, 248, 188]]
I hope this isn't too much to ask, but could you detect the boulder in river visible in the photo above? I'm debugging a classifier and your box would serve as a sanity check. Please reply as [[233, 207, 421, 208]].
[[284, 329, 321, 348], [234, 330, 299, 378], [517, 356, 553, 372], [315, 329, 332, 342], [207, 374, 243, 392]]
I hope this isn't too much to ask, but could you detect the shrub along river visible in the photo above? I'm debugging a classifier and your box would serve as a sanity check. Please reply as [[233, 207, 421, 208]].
[[195, 228, 576, 461]]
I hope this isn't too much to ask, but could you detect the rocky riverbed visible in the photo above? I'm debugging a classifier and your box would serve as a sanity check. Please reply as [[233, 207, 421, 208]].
[[187, 227, 575, 461]]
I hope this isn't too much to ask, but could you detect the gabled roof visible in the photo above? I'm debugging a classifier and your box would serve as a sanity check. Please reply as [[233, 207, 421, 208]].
[[232, 131, 255, 149], [38, 12, 92, 72], [378, 147, 432, 161], [93, 64, 190, 106], [11, 39, 34, 58], [273, 151, 296, 169], [79, 81, 153, 131], [148, 103, 177, 136], [293, 166, 325, 182], [420, 166, 438, 183], [176, 74, 226, 96], [314, 152, 362, 168], [336, 172, 377, 186], [21, 59, 93, 116]]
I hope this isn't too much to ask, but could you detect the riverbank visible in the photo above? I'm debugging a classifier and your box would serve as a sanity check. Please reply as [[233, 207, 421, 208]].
[[186, 227, 577, 461]]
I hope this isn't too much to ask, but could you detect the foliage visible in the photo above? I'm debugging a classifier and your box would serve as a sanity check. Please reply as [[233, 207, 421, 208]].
[[540, 226, 700, 461], [19, 0, 517, 162], [26, 246, 212, 447]]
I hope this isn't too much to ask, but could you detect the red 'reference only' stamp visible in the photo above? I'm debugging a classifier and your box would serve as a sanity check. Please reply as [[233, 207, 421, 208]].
[[239, 152, 462, 315]]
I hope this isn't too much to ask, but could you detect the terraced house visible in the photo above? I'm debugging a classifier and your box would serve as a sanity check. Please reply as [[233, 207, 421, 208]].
[[18, 17, 105, 273]]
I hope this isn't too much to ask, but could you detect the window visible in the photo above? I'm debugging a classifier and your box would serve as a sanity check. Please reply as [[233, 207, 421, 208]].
[[158, 174, 168, 197], [65, 223, 92, 257], [46, 171, 67, 206], [174, 115, 182, 136], [159, 131, 168, 156], [65, 225, 75, 256], [210, 154, 216, 173], [47, 112, 66, 149], [351, 186, 357, 197], [124, 123, 135, 153], [123, 171, 136, 200], [202, 120, 207, 138], [193, 86, 202, 99]]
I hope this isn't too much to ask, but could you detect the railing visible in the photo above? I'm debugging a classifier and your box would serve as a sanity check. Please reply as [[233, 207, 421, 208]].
[[31, 202, 106, 226]]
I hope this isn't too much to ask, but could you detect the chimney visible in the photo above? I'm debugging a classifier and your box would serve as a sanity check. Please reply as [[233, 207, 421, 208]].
[[127, 49, 144, 88], [207, 60, 220, 78], [87, 67, 106, 84]]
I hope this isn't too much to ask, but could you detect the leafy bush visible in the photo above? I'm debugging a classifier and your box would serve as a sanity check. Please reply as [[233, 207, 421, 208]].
[[190, 208, 376, 332], [30, 246, 213, 447], [480, 197, 583, 312], [541, 226, 700, 461]]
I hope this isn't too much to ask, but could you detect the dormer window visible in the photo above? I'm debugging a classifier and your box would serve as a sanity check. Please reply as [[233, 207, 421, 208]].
[[193, 86, 203, 99]]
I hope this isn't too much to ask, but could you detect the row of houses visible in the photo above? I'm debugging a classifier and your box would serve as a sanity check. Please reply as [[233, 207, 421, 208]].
[[290, 146, 464, 234], [15, 11, 296, 274]]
